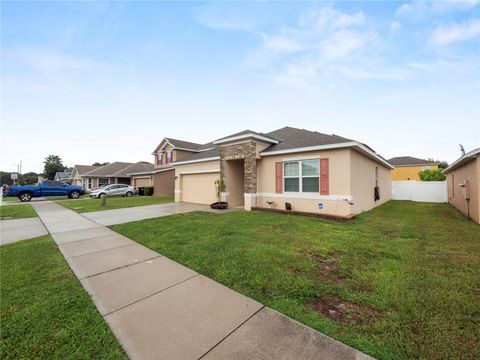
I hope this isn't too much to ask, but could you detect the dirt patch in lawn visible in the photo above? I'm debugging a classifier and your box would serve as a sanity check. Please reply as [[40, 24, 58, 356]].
[[308, 251, 351, 285], [308, 294, 383, 325]]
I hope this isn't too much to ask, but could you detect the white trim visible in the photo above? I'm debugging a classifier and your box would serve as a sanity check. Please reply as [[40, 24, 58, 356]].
[[174, 190, 182, 194], [173, 156, 220, 166], [173, 147, 201, 152], [213, 133, 279, 145], [244, 193, 257, 198], [127, 167, 174, 176], [178, 169, 220, 175], [444, 147, 480, 173], [261, 141, 394, 169], [256, 192, 353, 201]]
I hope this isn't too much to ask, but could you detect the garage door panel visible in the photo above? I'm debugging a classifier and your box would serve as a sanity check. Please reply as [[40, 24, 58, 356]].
[[182, 173, 219, 204], [134, 178, 151, 188]]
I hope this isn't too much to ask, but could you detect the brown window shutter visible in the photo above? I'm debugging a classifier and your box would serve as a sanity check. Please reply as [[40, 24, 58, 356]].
[[320, 158, 329, 195], [275, 162, 283, 193]]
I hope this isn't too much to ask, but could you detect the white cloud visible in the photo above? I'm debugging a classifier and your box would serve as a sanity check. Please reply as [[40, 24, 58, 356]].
[[430, 18, 480, 46], [390, 21, 401, 32], [246, 7, 378, 87], [396, 0, 479, 18]]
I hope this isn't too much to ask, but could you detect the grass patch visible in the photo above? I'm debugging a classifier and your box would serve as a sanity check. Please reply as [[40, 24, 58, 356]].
[[0, 236, 126, 359], [112, 201, 480, 360], [0, 204, 37, 219], [57, 195, 174, 213]]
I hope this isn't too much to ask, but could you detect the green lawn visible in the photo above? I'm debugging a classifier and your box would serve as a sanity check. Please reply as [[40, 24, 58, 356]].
[[0, 236, 127, 360], [0, 204, 37, 219], [57, 195, 174, 213], [112, 201, 480, 360]]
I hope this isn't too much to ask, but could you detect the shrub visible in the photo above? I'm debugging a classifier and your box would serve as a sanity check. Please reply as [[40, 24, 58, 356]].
[[418, 168, 446, 181], [143, 186, 154, 196]]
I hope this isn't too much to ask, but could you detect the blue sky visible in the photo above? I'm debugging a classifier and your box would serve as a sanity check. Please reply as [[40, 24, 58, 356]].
[[1, 1, 479, 173]]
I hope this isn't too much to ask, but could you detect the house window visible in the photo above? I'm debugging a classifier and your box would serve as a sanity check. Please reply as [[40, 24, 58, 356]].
[[166, 151, 172, 163], [99, 178, 109, 187], [284, 159, 320, 193], [157, 153, 162, 165], [88, 178, 92, 189], [423, 165, 429, 170]]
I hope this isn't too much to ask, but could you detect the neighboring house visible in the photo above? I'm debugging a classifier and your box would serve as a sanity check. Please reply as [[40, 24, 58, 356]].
[[135, 138, 215, 196], [72, 162, 154, 190], [444, 148, 480, 224], [388, 156, 439, 180], [171, 127, 393, 218], [54, 171, 72, 183], [71, 165, 100, 186]]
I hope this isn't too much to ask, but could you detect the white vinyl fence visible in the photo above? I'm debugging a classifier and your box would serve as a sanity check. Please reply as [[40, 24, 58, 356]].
[[392, 181, 447, 203]]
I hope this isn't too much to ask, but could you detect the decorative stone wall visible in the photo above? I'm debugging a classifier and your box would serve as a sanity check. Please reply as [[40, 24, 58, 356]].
[[219, 141, 257, 193]]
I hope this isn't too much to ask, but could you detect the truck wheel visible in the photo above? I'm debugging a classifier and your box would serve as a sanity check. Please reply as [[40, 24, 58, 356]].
[[125, 191, 133, 197], [19, 192, 32, 202], [69, 191, 80, 199]]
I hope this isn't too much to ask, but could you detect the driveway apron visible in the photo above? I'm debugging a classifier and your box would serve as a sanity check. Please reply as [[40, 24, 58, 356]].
[[32, 201, 373, 360]]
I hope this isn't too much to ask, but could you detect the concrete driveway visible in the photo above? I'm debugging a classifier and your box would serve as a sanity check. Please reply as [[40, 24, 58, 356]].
[[81, 202, 226, 226]]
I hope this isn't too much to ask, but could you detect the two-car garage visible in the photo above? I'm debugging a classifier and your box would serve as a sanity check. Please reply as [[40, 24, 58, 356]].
[[180, 172, 219, 204]]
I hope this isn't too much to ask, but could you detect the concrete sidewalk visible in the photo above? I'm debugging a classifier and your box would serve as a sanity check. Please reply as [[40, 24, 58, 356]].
[[0, 217, 49, 245], [32, 201, 373, 360]]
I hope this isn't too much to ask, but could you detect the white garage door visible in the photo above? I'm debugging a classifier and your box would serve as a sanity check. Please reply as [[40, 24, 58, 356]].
[[181, 173, 219, 204], [134, 177, 151, 188]]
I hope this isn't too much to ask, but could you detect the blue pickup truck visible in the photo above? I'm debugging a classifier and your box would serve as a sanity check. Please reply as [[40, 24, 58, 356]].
[[5, 180, 85, 202]]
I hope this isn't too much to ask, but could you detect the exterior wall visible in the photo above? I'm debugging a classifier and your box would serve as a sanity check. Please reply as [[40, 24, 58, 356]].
[[174, 160, 220, 203], [391, 164, 438, 181], [446, 156, 479, 223], [350, 149, 391, 214], [153, 170, 175, 196], [154, 143, 197, 169], [256, 149, 353, 216]]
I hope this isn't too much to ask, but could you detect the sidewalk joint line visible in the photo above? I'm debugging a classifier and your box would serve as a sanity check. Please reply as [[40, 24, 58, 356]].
[[65, 243, 135, 259], [77, 254, 163, 280], [102, 273, 200, 317], [197, 305, 266, 360]]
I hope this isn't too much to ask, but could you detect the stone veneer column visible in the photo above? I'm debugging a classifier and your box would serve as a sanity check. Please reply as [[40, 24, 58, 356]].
[[219, 141, 258, 210]]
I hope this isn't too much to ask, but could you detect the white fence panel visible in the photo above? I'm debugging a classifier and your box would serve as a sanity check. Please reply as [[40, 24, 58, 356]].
[[392, 181, 447, 203]]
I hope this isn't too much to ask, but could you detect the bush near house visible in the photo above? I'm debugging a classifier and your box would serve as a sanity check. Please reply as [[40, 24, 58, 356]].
[[143, 186, 154, 196], [418, 168, 446, 181]]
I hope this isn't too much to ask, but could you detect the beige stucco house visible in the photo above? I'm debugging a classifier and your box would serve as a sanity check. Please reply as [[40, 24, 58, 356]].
[[172, 127, 393, 218], [444, 148, 480, 224], [130, 138, 215, 196]]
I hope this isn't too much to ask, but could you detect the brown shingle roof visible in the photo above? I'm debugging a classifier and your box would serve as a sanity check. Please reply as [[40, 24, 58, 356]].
[[388, 156, 438, 166], [114, 162, 154, 177], [262, 127, 353, 153], [75, 165, 101, 176], [83, 162, 133, 177]]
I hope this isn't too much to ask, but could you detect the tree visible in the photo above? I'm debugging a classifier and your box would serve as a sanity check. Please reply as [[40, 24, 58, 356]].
[[418, 168, 446, 181], [21, 172, 39, 185], [92, 162, 109, 166], [427, 158, 449, 169], [43, 155, 65, 180]]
